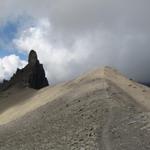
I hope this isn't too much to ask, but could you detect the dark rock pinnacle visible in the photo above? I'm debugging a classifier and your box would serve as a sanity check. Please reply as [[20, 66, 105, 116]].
[[0, 50, 49, 90], [28, 50, 38, 65]]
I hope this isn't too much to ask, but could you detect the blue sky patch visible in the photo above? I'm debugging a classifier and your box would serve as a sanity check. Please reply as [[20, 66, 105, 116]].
[[0, 15, 36, 60], [0, 21, 18, 42]]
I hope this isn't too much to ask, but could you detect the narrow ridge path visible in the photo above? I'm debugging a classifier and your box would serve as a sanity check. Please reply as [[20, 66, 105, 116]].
[[102, 79, 114, 150]]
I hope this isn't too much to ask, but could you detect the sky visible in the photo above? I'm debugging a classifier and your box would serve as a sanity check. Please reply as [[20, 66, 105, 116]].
[[0, 0, 150, 84]]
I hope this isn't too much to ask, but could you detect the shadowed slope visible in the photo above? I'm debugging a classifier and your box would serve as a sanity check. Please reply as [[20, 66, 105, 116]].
[[0, 87, 36, 114]]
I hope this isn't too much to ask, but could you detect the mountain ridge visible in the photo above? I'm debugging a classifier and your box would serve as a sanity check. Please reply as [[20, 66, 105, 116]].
[[0, 66, 150, 149], [0, 66, 150, 126]]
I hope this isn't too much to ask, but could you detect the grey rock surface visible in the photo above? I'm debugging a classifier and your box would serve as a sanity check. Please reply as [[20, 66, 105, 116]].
[[0, 78, 150, 150]]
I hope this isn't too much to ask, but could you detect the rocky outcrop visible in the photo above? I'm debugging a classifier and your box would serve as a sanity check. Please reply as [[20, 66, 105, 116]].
[[0, 50, 49, 90]]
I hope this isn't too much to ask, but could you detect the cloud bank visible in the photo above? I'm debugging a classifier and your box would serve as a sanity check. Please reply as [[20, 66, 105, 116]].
[[0, 55, 27, 81], [0, 0, 150, 83], [13, 19, 92, 83]]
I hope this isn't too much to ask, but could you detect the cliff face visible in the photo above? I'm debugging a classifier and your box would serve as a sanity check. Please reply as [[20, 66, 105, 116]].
[[0, 50, 49, 90]]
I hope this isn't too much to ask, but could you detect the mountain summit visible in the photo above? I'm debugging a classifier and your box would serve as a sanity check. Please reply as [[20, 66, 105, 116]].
[[0, 50, 49, 90]]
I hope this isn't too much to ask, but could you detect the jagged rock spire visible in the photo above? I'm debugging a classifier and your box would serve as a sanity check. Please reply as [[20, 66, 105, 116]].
[[0, 50, 49, 90], [28, 50, 38, 65]]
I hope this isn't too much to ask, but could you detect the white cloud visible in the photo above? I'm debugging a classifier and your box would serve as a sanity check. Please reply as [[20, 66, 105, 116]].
[[0, 0, 150, 82], [12, 17, 150, 83], [0, 55, 27, 81], [13, 19, 92, 83]]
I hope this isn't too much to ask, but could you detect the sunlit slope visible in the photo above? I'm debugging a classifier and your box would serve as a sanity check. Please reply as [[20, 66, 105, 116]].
[[0, 66, 150, 125], [78, 66, 150, 110], [104, 66, 150, 111]]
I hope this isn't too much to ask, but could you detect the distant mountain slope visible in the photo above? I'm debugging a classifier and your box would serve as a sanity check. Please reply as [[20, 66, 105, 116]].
[[0, 67, 150, 150]]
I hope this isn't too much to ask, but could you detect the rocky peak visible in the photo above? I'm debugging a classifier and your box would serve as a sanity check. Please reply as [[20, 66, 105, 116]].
[[0, 50, 49, 90], [28, 50, 38, 66]]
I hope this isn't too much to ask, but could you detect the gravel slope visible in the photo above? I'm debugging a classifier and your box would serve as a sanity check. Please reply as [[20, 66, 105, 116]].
[[0, 67, 150, 149]]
